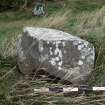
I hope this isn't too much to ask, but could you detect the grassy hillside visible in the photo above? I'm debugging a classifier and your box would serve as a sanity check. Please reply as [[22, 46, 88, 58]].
[[0, 0, 105, 105]]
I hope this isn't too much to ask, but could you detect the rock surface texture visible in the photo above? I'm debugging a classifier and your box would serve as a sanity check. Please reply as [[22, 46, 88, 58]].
[[17, 27, 95, 84]]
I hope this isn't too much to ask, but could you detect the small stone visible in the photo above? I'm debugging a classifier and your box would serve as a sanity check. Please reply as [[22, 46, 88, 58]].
[[33, 0, 45, 17]]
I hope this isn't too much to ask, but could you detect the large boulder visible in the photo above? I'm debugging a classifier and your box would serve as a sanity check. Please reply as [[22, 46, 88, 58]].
[[17, 27, 95, 84]]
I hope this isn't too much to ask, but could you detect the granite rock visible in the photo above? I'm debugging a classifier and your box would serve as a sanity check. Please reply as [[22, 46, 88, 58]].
[[16, 27, 95, 84]]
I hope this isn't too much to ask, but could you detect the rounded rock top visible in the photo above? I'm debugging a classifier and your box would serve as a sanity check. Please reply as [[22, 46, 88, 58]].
[[24, 27, 84, 41]]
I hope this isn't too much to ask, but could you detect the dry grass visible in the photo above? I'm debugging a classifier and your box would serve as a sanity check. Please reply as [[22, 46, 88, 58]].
[[28, 10, 70, 29], [0, 35, 17, 58], [72, 6, 105, 36], [4, 77, 105, 105]]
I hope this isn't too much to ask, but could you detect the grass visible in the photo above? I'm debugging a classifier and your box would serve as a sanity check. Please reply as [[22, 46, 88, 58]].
[[66, 0, 105, 12], [0, 0, 105, 105]]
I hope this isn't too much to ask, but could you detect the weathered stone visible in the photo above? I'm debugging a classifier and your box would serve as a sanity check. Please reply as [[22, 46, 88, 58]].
[[33, 0, 45, 16], [16, 27, 95, 84]]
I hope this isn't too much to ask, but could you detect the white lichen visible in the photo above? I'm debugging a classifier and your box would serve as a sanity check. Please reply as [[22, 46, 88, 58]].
[[62, 42, 66, 46], [50, 47, 52, 50], [55, 57, 60, 61], [50, 60, 56, 66], [47, 41, 50, 44], [58, 61, 63, 66], [59, 50, 63, 58], [78, 40, 82, 44], [56, 41, 61, 44], [40, 47, 44, 52], [58, 66, 62, 70], [78, 44, 84, 50], [39, 41, 44, 52], [81, 56, 85, 59], [54, 48, 59, 55], [78, 60, 83, 65], [50, 50, 53, 55], [49, 41, 63, 68], [84, 42, 89, 47]]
